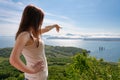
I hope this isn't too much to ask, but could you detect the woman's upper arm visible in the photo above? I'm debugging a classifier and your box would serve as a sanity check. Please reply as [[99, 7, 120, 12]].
[[10, 32, 30, 61], [40, 28, 48, 34]]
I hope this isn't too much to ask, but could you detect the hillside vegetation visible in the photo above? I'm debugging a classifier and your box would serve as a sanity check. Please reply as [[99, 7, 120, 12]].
[[0, 45, 120, 80]]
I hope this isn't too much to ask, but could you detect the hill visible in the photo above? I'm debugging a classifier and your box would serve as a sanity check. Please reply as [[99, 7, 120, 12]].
[[0, 45, 120, 80], [0, 45, 85, 58]]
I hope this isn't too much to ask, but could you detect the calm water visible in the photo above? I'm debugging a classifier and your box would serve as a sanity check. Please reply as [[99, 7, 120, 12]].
[[0, 36, 120, 62]]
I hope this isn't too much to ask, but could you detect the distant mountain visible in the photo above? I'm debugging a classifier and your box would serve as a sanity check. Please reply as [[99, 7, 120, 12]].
[[83, 38, 120, 41], [42, 33, 120, 41], [66, 33, 75, 36], [46, 36, 120, 41]]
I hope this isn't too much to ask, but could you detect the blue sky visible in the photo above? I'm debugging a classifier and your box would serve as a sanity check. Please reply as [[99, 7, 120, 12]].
[[0, 0, 120, 37]]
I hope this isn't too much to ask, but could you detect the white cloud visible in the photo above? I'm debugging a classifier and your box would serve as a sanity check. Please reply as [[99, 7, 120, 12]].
[[17, 2, 23, 5], [43, 17, 81, 35], [0, 0, 93, 36], [0, 23, 18, 36], [0, 0, 24, 36], [0, 0, 24, 9], [0, 9, 21, 24], [0, 0, 24, 23], [0, 0, 78, 36], [1, 0, 119, 38], [45, 12, 70, 20]]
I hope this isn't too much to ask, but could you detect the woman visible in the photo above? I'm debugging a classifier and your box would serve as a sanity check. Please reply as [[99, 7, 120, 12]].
[[9, 4, 61, 80]]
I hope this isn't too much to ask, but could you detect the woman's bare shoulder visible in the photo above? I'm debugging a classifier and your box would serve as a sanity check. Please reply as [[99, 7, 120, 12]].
[[17, 31, 30, 40]]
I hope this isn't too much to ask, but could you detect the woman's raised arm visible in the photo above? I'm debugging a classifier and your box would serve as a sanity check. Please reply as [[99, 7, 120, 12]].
[[40, 24, 61, 34]]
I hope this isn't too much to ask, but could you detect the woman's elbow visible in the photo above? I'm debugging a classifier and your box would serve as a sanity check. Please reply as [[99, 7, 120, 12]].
[[9, 57, 14, 65], [9, 56, 16, 66]]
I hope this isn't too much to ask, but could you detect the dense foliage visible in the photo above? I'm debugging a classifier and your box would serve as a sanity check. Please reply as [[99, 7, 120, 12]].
[[0, 46, 120, 80], [65, 53, 120, 80]]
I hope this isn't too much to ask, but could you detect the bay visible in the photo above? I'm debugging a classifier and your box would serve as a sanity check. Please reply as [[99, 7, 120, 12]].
[[0, 36, 120, 62]]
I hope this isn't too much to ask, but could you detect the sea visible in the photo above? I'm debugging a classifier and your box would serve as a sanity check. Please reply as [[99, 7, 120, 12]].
[[0, 36, 120, 62]]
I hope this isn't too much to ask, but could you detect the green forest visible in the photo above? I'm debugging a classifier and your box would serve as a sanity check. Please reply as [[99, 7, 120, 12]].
[[0, 45, 120, 80]]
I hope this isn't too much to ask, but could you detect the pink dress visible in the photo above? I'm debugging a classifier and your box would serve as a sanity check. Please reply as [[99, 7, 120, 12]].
[[21, 32, 48, 80]]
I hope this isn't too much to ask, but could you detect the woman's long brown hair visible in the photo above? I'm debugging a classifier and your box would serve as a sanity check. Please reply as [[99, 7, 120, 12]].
[[15, 5, 44, 47]]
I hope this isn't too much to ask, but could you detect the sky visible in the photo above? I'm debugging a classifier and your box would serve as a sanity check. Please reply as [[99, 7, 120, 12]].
[[0, 0, 120, 37]]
